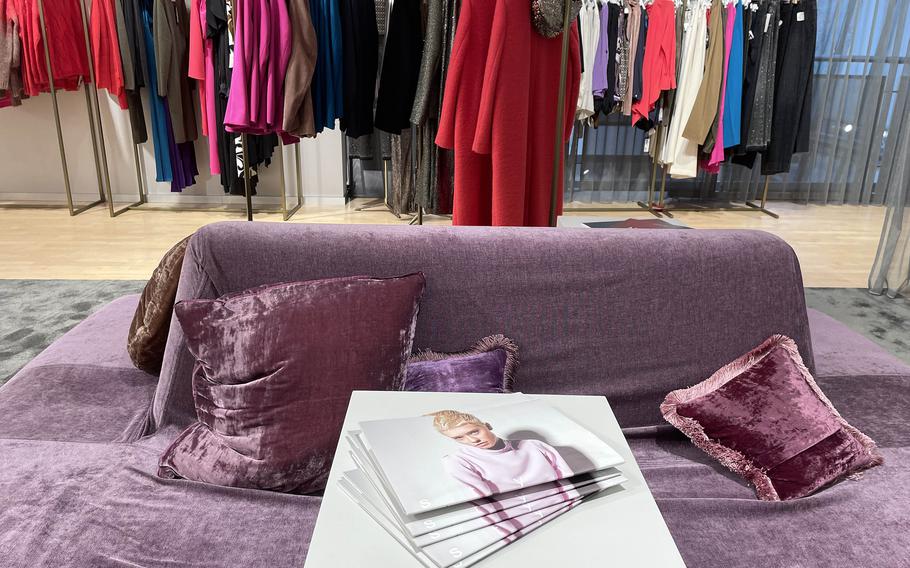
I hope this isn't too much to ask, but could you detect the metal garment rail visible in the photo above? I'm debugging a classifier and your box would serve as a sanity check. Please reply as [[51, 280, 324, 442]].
[[125, 140, 304, 222], [549, 0, 778, 223], [0, 0, 107, 215]]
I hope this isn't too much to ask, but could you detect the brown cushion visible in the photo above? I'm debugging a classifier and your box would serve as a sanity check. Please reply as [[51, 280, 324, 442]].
[[127, 235, 192, 374]]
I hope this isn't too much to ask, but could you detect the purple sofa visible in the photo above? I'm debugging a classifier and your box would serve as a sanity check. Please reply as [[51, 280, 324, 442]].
[[1, 222, 908, 567]]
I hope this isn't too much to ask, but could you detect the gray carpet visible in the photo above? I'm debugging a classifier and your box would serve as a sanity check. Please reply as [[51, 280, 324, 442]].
[[0, 280, 146, 384], [0, 281, 908, 386], [805, 288, 910, 365]]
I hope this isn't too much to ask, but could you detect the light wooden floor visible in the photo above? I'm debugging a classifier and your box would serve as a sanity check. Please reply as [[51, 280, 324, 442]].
[[0, 200, 885, 287]]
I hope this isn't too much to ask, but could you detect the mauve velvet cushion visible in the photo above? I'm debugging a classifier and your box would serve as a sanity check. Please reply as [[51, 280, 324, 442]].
[[401, 335, 518, 393], [128, 235, 192, 374], [661, 335, 883, 501], [158, 274, 426, 493]]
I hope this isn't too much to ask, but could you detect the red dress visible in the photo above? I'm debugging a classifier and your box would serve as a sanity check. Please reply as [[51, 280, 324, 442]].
[[437, 0, 580, 227], [474, 0, 580, 226], [9, 0, 89, 96], [435, 0, 496, 226], [90, 0, 127, 109]]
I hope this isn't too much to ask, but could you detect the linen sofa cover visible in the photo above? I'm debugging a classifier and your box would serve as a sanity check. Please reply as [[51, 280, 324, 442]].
[[0, 295, 155, 442], [153, 222, 815, 433], [0, 432, 320, 566]]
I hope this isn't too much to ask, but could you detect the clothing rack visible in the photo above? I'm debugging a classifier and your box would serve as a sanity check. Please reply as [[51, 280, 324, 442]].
[[549, 0, 779, 224], [0, 0, 109, 216], [76, 0, 143, 217], [125, 139, 304, 222], [1, 0, 302, 221]]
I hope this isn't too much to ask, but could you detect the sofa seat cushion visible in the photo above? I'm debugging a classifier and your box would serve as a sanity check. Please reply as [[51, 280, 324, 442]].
[[0, 436, 321, 568], [808, 308, 910, 378], [0, 295, 157, 442], [628, 372, 910, 567], [638, 440, 910, 568]]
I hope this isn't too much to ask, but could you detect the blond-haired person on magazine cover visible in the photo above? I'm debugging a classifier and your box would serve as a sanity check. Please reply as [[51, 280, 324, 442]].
[[430, 410, 573, 497]]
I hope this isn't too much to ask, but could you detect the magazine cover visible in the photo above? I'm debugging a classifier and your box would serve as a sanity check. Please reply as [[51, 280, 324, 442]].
[[434, 497, 588, 568], [359, 399, 625, 515], [412, 475, 625, 547], [348, 430, 625, 537], [339, 470, 594, 568]]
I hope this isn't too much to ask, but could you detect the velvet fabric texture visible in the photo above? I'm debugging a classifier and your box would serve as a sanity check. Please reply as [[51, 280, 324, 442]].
[[662, 335, 883, 501], [402, 334, 518, 393], [158, 274, 426, 493], [128, 235, 192, 374]]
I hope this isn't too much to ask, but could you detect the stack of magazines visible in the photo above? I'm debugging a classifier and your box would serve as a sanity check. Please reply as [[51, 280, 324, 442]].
[[339, 399, 627, 567]]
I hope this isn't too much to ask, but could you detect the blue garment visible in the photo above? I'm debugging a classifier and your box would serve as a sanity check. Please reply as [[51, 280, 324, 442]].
[[310, 0, 344, 133], [140, 0, 197, 190], [139, 0, 173, 183], [723, 2, 744, 148]]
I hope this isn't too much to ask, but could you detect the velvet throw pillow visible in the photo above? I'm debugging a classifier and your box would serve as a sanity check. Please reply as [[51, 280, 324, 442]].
[[661, 335, 883, 501], [400, 335, 519, 393], [128, 234, 192, 374], [158, 274, 426, 493]]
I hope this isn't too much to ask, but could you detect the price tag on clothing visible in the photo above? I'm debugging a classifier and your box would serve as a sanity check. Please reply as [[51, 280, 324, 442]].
[[764, 13, 771, 32], [796, 11, 805, 21], [749, 30, 755, 40], [643, 137, 651, 153]]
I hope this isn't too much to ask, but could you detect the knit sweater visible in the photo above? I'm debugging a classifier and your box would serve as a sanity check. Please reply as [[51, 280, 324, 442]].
[[442, 439, 572, 497]]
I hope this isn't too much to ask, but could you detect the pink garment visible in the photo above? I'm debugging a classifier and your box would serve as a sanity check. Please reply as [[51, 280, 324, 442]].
[[442, 439, 572, 497], [224, 0, 291, 135], [188, 0, 207, 137], [200, 0, 220, 174], [225, 0, 252, 131], [266, 0, 290, 130], [707, 3, 735, 170]]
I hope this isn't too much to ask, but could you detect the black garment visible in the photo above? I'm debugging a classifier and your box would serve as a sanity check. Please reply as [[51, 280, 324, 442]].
[[207, 0, 237, 193], [339, 0, 379, 138], [122, 0, 148, 144], [632, 4, 647, 104], [229, 134, 278, 196], [374, 0, 424, 134], [762, 0, 815, 175], [735, 0, 764, 156], [601, 3, 619, 115]]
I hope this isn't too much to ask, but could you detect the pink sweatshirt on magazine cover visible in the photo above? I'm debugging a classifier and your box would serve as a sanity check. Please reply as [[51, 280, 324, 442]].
[[443, 439, 572, 497]]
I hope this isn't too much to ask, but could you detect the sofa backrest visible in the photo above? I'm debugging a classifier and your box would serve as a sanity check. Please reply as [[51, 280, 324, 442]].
[[154, 222, 813, 431]]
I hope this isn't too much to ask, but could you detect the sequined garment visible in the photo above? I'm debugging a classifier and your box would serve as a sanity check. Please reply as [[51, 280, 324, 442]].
[[615, 9, 629, 104], [745, 0, 779, 150]]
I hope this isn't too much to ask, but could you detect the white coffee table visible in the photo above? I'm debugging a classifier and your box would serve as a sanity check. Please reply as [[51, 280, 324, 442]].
[[304, 391, 686, 567]]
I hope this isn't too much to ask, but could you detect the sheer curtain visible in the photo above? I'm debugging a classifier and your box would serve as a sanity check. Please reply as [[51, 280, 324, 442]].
[[869, 53, 910, 297], [566, 0, 910, 206]]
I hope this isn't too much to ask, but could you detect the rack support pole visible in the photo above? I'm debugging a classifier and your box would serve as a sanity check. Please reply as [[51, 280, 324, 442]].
[[37, 0, 102, 215], [548, 0, 574, 227], [241, 134, 253, 221]]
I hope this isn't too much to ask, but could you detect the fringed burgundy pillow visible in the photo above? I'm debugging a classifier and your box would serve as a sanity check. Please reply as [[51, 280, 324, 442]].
[[158, 274, 426, 494], [400, 335, 518, 393], [661, 335, 882, 501]]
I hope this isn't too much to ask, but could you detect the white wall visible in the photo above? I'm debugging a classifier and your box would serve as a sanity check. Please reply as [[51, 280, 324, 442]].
[[0, 86, 345, 208]]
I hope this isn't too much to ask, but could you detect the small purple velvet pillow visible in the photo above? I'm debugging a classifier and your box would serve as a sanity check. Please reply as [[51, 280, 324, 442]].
[[158, 274, 425, 493], [661, 335, 883, 501], [400, 335, 518, 393]]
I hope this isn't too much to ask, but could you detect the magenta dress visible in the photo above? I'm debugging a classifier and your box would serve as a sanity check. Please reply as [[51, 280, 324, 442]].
[[224, 0, 291, 135]]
